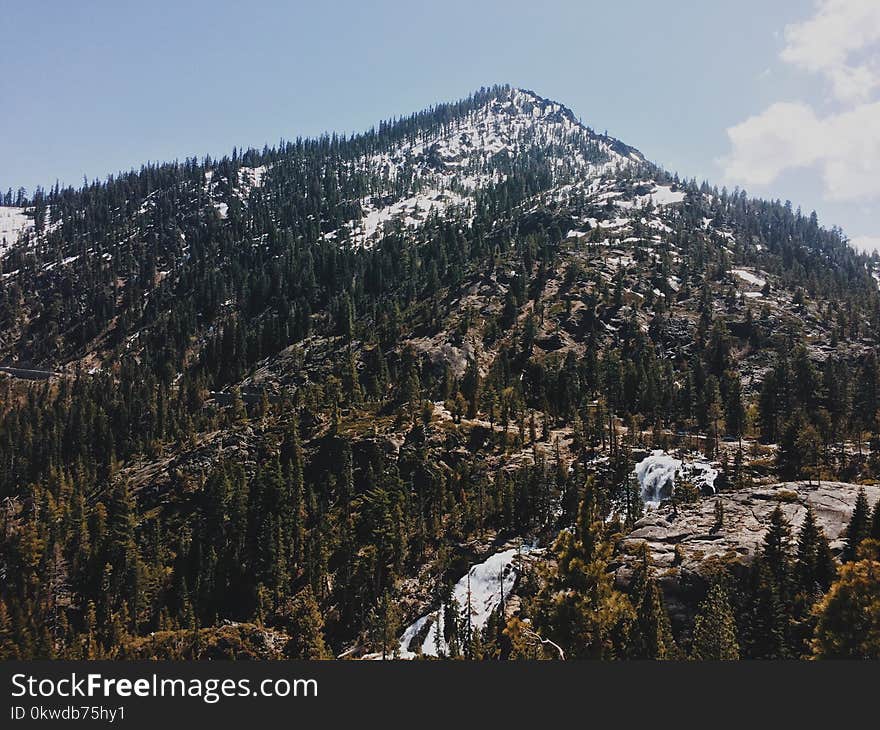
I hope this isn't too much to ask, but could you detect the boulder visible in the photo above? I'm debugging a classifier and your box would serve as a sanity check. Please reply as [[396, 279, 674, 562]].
[[614, 481, 880, 629]]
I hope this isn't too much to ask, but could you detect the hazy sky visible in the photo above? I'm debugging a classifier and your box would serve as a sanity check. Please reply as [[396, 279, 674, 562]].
[[1, 0, 878, 248]]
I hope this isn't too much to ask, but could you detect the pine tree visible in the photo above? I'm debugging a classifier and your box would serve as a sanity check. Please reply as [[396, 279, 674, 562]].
[[282, 587, 330, 660], [843, 488, 871, 562], [795, 503, 835, 595], [741, 560, 790, 659], [532, 480, 635, 659], [503, 616, 552, 659], [812, 546, 880, 659], [690, 583, 739, 660], [461, 357, 481, 419], [722, 370, 745, 445], [0, 599, 17, 660], [82, 601, 99, 659], [776, 412, 810, 479], [341, 349, 362, 403], [628, 543, 677, 659], [281, 423, 306, 571], [367, 589, 402, 660], [712, 499, 724, 532], [105, 483, 143, 632], [761, 505, 793, 603]]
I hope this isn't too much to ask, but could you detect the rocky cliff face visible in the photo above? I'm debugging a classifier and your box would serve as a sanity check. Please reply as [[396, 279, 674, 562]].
[[614, 481, 880, 628]]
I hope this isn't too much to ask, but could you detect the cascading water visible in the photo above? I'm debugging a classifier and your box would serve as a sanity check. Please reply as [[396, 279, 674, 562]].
[[398, 544, 536, 659], [635, 451, 681, 505], [634, 450, 718, 506]]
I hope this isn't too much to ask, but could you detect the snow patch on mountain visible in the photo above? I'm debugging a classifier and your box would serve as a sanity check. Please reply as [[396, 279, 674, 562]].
[[201, 165, 269, 219], [328, 188, 470, 244], [239, 165, 267, 191], [325, 88, 644, 248], [0, 206, 33, 255], [554, 175, 690, 250], [731, 268, 767, 288], [614, 184, 686, 210]]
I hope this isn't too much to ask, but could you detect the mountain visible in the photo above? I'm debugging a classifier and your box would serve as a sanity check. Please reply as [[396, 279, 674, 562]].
[[2, 85, 880, 661]]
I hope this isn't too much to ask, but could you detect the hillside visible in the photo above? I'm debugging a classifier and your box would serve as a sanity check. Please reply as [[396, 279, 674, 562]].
[[2, 85, 880, 661]]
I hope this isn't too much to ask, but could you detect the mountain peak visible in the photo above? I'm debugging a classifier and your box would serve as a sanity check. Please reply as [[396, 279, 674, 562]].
[[499, 86, 578, 119], [316, 86, 646, 248]]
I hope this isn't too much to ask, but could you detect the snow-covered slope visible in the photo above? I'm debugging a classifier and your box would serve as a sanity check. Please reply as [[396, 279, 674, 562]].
[[324, 88, 646, 248], [203, 164, 269, 219], [0, 206, 32, 255]]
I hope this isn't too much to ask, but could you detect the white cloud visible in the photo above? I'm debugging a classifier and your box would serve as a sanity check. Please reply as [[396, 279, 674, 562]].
[[781, 0, 880, 103], [722, 100, 880, 201], [722, 102, 823, 187], [721, 0, 880, 219]]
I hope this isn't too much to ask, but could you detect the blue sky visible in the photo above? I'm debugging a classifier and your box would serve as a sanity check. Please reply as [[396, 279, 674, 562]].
[[1, 0, 877, 248]]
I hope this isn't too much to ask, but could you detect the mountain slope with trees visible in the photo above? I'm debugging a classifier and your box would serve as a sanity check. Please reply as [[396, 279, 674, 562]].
[[2, 85, 880, 660]]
